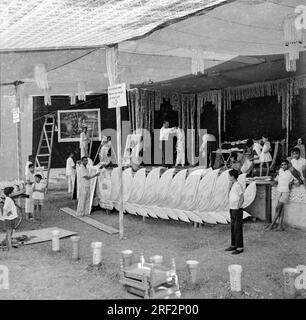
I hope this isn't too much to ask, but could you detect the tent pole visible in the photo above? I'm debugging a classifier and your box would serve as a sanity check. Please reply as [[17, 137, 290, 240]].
[[15, 85, 22, 181], [116, 106, 124, 240]]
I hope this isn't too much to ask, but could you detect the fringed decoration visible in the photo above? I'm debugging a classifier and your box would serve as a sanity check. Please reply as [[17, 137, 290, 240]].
[[106, 45, 119, 86], [77, 82, 86, 101], [283, 15, 303, 72], [34, 64, 49, 90], [155, 91, 161, 111], [191, 48, 205, 75], [70, 94, 76, 105], [44, 90, 51, 106]]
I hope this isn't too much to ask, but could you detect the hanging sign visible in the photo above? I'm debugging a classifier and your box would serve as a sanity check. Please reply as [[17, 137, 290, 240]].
[[108, 83, 127, 108], [12, 108, 20, 123]]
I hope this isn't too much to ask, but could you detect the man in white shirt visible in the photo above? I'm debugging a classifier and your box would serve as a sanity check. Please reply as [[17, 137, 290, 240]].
[[225, 169, 244, 254], [79, 127, 90, 158], [76, 156, 100, 217], [159, 121, 175, 166], [66, 152, 76, 194], [290, 147, 306, 184], [266, 160, 295, 231]]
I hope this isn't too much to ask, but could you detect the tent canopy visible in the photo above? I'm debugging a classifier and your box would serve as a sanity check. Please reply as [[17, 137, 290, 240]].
[[0, 0, 305, 96]]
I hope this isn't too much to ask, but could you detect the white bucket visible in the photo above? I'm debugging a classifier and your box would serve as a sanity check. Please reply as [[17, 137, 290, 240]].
[[121, 250, 133, 267], [228, 264, 243, 292], [283, 267, 299, 297], [51, 229, 60, 252], [186, 260, 199, 284], [91, 242, 102, 265], [71, 236, 80, 260]]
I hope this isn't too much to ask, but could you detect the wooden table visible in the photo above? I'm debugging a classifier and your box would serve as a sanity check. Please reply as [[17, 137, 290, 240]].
[[246, 180, 273, 222]]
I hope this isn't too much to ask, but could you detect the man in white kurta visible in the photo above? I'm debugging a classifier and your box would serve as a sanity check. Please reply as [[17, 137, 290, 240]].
[[76, 157, 100, 217], [25, 164, 35, 219], [79, 127, 90, 158], [66, 152, 76, 194], [159, 121, 175, 166]]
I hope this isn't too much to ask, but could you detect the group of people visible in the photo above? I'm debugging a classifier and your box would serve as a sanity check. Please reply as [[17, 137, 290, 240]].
[[227, 136, 306, 179], [0, 155, 46, 249], [226, 142, 306, 254]]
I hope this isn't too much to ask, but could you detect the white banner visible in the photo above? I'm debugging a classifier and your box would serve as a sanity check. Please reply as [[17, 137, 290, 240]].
[[108, 83, 127, 108]]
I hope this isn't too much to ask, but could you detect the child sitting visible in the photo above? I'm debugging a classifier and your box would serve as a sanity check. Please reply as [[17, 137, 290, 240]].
[[266, 160, 295, 231], [0, 187, 18, 249], [32, 174, 45, 221]]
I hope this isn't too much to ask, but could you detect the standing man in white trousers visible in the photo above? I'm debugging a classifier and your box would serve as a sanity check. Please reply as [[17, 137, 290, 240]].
[[76, 156, 100, 216], [66, 152, 76, 194]]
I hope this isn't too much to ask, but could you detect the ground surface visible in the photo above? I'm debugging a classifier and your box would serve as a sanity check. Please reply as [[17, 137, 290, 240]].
[[0, 190, 305, 300]]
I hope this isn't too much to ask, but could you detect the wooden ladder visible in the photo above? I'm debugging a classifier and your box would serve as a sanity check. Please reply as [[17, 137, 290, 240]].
[[35, 114, 56, 193]]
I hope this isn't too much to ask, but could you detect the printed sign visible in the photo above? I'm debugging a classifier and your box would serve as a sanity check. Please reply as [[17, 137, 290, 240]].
[[108, 83, 127, 108], [295, 265, 306, 290], [12, 108, 20, 123]]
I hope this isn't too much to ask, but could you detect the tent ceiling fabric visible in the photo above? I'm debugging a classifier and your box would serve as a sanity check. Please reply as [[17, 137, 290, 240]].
[[137, 52, 306, 93], [0, 48, 225, 95], [0, 0, 305, 96], [0, 0, 228, 50], [120, 0, 306, 57]]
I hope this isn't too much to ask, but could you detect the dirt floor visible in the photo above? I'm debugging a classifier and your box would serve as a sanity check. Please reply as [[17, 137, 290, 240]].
[[0, 190, 306, 300]]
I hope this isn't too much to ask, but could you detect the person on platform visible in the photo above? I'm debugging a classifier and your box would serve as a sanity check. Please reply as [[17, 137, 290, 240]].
[[294, 138, 305, 159], [25, 163, 35, 220], [32, 174, 45, 221], [25, 155, 35, 176], [259, 135, 272, 176], [289, 147, 306, 185], [79, 127, 90, 158], [66, 152, 76, 194], [76, 156, 100, 217], [266, 160, 295, 231], [175, 127, 185, 167], [159, 121, 175, 166], [0, 187, 18, 249], [225, 169, 244, 255]]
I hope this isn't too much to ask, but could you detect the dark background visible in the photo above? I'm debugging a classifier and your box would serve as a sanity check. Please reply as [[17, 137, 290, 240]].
[[33, 91, 305, 168]]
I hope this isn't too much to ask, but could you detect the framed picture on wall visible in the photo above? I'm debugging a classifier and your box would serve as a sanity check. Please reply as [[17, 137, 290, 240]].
[[57, 108, 101, 142]]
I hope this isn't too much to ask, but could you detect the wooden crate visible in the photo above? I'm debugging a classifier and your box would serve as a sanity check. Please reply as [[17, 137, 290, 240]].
[[119, 258, 181, 299]]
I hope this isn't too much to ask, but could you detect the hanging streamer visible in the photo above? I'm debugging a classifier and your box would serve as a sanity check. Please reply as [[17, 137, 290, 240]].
[[283, 15, 303, 72], [77, 81, 86, 101], [34, 64, 49, 90]]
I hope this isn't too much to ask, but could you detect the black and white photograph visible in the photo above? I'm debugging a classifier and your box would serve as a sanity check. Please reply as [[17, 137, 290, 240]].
[[0, 0, 306, 309]]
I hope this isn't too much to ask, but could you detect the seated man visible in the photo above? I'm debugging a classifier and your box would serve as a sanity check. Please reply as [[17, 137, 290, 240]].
[[289, 147, 306, 185]]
